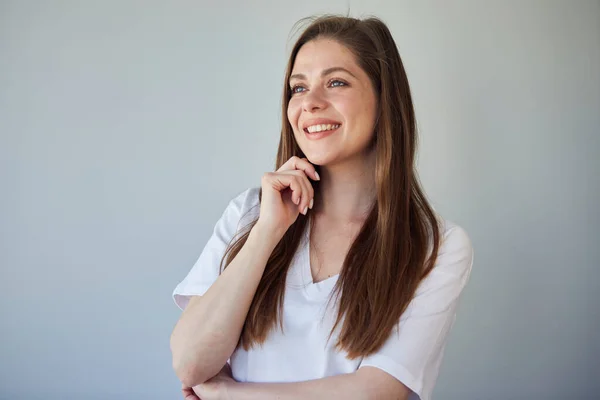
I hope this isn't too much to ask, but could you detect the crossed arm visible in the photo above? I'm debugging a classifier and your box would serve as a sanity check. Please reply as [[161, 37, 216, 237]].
[[229, 367, 410, 400], [187, 364, 411, 400]]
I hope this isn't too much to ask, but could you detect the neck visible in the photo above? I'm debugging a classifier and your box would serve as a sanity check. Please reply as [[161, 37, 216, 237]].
[[314, 149, 376, 223]]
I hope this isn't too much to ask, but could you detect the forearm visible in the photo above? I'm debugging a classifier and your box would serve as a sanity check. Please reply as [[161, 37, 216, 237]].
[[226, 372, 369, 400], [171, 224, 281, 387]]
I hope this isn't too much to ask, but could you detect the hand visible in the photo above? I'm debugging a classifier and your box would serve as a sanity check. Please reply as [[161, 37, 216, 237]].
[[257, 156, 319, 234], [181, 383, 199, 400], [181, 363, 236, 400]]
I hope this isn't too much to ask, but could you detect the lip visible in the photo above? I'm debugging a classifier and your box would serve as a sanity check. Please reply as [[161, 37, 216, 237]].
[[301, 118, 342, 132], [304, 125, 341, 140]]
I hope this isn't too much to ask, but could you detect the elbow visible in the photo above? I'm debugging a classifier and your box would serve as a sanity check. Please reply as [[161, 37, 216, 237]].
[[170, 331, 204, 386], [173, 358, 211, 387], [171, 340, 210, 386], [171, 326, 231, 387]]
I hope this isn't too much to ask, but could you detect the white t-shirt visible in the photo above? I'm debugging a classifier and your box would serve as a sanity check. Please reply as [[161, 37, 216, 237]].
[[173, 187, 474, 400]]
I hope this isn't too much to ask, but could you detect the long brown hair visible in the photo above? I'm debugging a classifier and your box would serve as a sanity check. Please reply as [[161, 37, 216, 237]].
[[220, 15, 441, 359]]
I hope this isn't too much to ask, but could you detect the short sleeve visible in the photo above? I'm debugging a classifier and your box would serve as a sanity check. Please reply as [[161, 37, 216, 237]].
[[358, 223, 474, 400], [172, 187, 259, 311]]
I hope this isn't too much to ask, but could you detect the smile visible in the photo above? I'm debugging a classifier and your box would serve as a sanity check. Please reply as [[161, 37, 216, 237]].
[[304, 123, 341, 133], [303, 123, 341, 140]]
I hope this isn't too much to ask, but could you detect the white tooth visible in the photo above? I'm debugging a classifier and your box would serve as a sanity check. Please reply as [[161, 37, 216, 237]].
[[307, 123, 341, 133]]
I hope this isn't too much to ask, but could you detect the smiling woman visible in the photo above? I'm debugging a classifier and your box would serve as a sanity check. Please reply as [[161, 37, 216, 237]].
[[170, 14, 473, 400]]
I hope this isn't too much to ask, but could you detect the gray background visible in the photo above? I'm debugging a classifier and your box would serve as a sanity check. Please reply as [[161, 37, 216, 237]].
[[1, 1, 599, 399]]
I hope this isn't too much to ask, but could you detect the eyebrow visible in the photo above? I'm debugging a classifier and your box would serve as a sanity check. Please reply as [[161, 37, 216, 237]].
[[289, 67, 357, 82]]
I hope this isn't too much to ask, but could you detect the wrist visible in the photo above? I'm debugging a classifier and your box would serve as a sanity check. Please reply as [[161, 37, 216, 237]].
[[251, 220, 286, 246]]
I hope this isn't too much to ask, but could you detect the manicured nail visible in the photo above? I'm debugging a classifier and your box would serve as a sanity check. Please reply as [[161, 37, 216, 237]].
[[309, 198, 314, 209], [314, 171, 320, 181], [302, 206, 308, 215], [294, 196, 299, 205]]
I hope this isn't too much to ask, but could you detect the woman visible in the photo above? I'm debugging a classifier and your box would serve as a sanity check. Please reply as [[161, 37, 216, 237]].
[[170, 15, 474, 400]]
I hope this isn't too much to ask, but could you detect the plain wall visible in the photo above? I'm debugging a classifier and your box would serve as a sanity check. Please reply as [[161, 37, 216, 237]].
[[1, 1, 598, 399]]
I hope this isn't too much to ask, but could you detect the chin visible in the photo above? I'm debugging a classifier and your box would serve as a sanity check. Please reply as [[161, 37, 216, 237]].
[[303, 152, 337, 166]]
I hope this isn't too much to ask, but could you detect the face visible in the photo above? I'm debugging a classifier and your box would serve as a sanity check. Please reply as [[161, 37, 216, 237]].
[[287, 38, 378, 166]]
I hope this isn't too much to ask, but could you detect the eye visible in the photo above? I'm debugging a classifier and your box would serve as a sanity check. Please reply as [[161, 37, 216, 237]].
[[329, 79, 348, 88], [291, 85, 306, 94]]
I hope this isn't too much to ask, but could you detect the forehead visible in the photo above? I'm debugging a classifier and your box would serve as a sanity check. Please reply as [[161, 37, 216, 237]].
[[292, 38, 358, 73]]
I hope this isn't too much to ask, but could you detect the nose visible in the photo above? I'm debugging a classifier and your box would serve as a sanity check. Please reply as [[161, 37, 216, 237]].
[[302, 87, 327, 112]]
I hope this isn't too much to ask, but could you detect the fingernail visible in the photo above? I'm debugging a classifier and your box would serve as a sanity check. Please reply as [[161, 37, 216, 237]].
[[314, 171, 320, 181], [302, 206, 308, 215], [295, 197, 299, 205], [309, 198, 314, 209]]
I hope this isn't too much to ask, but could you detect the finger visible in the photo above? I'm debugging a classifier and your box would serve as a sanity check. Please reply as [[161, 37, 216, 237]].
[[181, 387, 199, 400], [277, 156, 320, 181], [264, 172, 304, 208], [294, 173, 313, 214], [287, 170, 314, 213], [279, 170, 315, 211], [289, 175, 305, 210]]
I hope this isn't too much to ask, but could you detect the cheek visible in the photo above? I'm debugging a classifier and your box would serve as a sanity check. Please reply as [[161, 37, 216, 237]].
[[287, 100, 301, 128], [351, 93, 376, 127], [338, 94, 377, 139], [335, 96, 363, 125]]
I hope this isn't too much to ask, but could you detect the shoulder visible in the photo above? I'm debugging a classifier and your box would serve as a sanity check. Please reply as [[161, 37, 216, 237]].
[[403, 216, 474, 316], [228, 186, 260, 212], [430, 216, 474, 280], [225, 186, 261, 228], [439, 218, 473, 257]]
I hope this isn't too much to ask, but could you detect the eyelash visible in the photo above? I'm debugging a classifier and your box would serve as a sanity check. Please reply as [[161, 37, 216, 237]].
[[290, 79, 348, 94]]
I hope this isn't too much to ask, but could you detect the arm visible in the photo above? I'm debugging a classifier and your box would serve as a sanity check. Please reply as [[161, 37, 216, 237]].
[[226, 368, 410, 400], [170, 222, 283, 387]]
